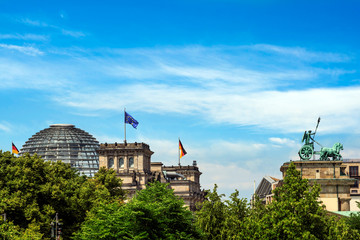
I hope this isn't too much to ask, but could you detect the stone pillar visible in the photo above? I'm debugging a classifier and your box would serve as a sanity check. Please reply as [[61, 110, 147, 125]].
[[124, 156, 129, 173], [340, 197, 351, 211], [114, 155, 119, 172]]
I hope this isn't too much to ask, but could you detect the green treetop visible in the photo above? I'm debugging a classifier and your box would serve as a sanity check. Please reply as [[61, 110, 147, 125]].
[[240, 162, 360, 240], [0, 151, 124, 240], [195, 184, 248, 240], [74, 181, 201, 240]]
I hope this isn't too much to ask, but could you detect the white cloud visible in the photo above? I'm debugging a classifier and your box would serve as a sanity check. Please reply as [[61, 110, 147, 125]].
[[269, 137, 296, 146], [19, 18, 48, 27], [101, 45, 346, 90], [199, 162, 260, 192], [251, 44, 350, 62], [140, 138, 178, 165], [61, 29, 85, 38], [0, 123, 10, 132], [57, 84, 360, 134], [0, 33, 48, 41], [0, 44, 357, 134], [18, 17, 85, 38], [0, 58, 73, 89], [0, 44, 43, 56]]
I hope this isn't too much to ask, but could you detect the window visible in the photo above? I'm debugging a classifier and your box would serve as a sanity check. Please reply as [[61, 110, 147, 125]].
[[340, 167, 346, 176], [350, 166, 359, 177], [129, 157, 134, 168], [119, 158, 124, 168], [351, 179, 359, 189], [108, 157, 114, 169]]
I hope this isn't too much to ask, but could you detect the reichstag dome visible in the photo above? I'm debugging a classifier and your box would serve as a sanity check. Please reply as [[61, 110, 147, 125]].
[[20, 124, 99, 177]]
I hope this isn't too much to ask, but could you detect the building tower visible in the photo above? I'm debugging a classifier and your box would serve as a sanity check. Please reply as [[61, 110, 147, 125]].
[[98, 142, 154, 197]]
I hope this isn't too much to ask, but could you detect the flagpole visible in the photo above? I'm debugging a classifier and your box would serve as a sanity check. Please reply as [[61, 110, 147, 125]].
[[178, 137, 180, 166], [124, 108, 126, 144]]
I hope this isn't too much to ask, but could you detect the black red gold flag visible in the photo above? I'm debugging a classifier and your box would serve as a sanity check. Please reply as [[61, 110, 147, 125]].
[[179, 140, 187, 158], [12, 142, 19, 155]]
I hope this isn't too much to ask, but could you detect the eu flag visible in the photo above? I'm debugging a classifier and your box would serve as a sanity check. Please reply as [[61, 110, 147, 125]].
[[125, 111, 139, 129]]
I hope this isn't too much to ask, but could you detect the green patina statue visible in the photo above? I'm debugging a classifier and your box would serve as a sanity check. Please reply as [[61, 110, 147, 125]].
[[319, 143, 343, 161], [298, 117, 343, 161]]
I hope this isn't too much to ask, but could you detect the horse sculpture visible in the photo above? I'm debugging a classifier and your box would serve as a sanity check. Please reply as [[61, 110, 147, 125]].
[[319, 143, 343, 161]]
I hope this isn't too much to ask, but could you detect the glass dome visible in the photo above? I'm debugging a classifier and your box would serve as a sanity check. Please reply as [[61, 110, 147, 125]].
[[20, 124, 99, 177]]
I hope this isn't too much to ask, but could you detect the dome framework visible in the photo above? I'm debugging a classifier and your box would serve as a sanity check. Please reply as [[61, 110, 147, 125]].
[[20, 124, 99, 177]]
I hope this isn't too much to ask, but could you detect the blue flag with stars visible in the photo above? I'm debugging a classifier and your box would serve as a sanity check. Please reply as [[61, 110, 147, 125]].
[[125, 111, 139, 129]]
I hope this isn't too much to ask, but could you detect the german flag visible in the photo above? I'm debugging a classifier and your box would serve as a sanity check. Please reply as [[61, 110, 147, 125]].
[[179, 140, 187, 158], [12, 142, 19, 155]]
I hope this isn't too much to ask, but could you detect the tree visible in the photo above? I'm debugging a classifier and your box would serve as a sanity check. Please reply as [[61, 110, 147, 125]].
[[0, 220, 43, 240], [195, 184, 227, 239], [240, 162, 360, 239], [223, 190, 249, 238], [74, 181, 201, 240], [346, 202, 360, 232], [0, 151, 124, 239], [195, 185, 248, 240]]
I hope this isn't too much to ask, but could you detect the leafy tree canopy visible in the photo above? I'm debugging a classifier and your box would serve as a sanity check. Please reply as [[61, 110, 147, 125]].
[[196, 162, 360, 240], [0, 151, 124, 239], [195, 184, 248, 240], [346, 201, 360, 233], [240, 162, 360, 240], [74, 181, 201, 240]]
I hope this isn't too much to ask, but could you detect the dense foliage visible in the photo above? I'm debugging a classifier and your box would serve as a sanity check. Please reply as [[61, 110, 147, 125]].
[[196, 162, 360, 240], [1, 150, 359, 239], [74, 181, 201, 239], [347, 202, 360, 232], [195, 185, 248, 239], [0, 151, 124, 240]]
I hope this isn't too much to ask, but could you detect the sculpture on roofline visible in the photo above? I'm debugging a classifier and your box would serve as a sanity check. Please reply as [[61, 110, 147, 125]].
[[298, 117, 343, 161]]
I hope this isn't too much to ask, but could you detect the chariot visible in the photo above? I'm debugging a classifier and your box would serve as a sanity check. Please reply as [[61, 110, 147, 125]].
[[298, 118, 343, 161]]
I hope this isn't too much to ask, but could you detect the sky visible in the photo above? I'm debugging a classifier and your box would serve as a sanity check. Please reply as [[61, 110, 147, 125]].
[[1, 0, 360, 199]]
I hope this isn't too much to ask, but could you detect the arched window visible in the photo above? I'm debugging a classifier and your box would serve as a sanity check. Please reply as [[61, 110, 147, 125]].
[[129, 157, 134, 168], [108, 157, 114, 169], [119, 158, 124, 168]]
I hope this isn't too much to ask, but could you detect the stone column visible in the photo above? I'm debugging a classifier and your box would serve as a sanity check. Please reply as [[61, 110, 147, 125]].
[[114, 154, 119, 172], [340, 197, 351, 211], [124, 156, 129, 173]]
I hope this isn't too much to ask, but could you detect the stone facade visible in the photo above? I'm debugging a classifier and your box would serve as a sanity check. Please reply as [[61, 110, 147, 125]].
[[161, 164, 204, 211], [98, 142, 204, 211], [98, 142, 153, 197], [341, 159, 360, 211], [280, 160, 356, 211]]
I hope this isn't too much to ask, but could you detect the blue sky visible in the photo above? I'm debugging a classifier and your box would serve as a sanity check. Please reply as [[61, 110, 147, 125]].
[[1, 0, 360, 199]]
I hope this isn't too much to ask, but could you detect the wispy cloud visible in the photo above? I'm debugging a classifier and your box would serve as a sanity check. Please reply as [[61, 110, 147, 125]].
[[0, 58, 74, 89], [0, 44, 43, 56], [200, 162, 265, 194], [19, 18, 48, 27], [251, 44, 350, 62], [269, 137, 297, 147], [61, 29, 85, 38], [17, 17, 85, 38], [0, 33, 48, 41], [0, 44, 357, 133], [0, 123, 11, 132], [57, 84, 360, 134]]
